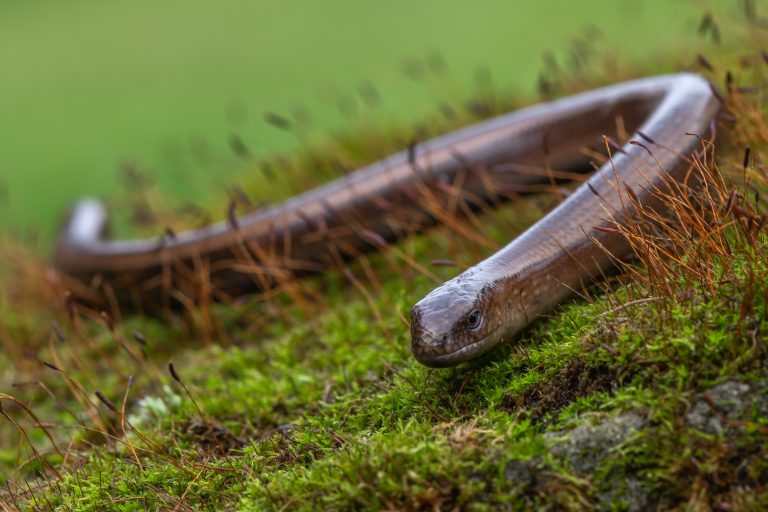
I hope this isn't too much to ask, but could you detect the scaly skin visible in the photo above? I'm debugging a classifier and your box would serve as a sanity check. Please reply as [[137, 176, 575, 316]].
[[54, 74, 719, 366], [410, 74, 719, 366]]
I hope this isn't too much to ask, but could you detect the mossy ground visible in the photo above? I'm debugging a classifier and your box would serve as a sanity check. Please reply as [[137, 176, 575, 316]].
[[2, 9, 768, 512]]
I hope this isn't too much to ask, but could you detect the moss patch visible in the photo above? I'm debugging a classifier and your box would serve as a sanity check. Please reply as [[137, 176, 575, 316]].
[[2, 8, 768, 511]]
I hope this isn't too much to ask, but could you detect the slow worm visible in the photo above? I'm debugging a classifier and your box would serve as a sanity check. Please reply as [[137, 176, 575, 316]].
[[54, 73, 719, 367]]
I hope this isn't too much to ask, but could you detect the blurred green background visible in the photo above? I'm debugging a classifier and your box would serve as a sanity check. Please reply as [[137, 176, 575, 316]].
[[0, 0, 732, 242]]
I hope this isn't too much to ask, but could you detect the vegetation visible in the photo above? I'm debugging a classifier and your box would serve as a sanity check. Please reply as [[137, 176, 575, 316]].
[[0, 0, 735, 239], [1, 5, 768, 511]]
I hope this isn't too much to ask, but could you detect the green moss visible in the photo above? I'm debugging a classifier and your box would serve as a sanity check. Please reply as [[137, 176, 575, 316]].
[[3, 12, 768, 510], [7, 234, 764, 509]]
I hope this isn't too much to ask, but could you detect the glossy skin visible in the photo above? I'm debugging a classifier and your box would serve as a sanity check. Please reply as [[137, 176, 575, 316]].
[[56, 79, 621, 298], [55, 74, 719, 367], [410, 74, 719, 366]]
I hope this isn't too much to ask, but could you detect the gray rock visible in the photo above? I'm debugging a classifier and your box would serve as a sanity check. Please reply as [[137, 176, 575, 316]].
[[546, 411, 645, 474], [504, 459, 536, 489], [545, 412, 649, 509], [596, 476, 649, 512], [686, 378, 768, 435]]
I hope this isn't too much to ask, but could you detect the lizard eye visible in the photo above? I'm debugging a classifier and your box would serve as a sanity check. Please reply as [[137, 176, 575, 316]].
[[467, 309, 482, 330]]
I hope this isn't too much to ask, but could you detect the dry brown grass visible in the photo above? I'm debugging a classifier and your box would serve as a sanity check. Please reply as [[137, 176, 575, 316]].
[[2, 9, 768, 508]]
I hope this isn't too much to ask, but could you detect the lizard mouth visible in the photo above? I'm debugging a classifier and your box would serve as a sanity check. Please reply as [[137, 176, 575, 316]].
[[412, 328, 500, 368]]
